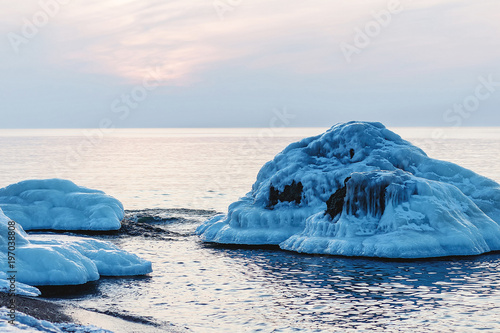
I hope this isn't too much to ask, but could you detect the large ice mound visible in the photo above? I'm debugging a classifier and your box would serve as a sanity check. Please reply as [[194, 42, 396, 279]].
[[196, 121, 500, 258], [0, 179, 123, 231], [0, 208, 152, 286]]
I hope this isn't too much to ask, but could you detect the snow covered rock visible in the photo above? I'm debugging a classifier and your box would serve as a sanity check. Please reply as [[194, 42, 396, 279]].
[[0, 179, 123, 231], [196, 121, 500, 258], [1, 208, 151, 287]]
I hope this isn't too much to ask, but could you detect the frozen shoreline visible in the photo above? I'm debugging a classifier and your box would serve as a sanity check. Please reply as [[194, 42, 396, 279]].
[[0, 292, 180, 333]]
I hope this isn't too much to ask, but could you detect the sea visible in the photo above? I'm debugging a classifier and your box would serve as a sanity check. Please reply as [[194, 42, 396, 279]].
[[1, 127, 499, 332]]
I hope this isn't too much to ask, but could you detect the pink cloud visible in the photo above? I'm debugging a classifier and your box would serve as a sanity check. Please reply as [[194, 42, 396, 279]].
[[2, 0, 499, 84]]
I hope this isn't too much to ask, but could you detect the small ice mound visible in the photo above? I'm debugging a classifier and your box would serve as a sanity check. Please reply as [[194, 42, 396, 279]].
[[0, 208, 99, 286], [281, 170, 500, 258], [13, 243, 100, 286], [28, 235, 153, 276], [0, 179, 124, 231], [197, 121, 500, 258], [1, 208, 151, 287]]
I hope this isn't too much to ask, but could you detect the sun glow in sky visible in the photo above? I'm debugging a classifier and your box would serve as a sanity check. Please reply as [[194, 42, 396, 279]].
[[1, 0, 499, 128]]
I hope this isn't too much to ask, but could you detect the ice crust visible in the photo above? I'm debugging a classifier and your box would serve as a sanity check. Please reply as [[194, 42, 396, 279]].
[[0, 307, 111, 333], [0, 179, 123, 231], [197, 121, 500, 258]]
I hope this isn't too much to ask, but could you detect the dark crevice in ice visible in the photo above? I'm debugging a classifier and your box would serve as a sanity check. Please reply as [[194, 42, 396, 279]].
[[343, 172, 419, 219], [325, 174, 417, 220], [269, 180, 303, 207], [345, 180, 388, 218], [325, 177, 351, 220]]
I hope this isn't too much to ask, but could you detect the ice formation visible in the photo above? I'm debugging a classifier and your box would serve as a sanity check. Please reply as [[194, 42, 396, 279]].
[[0, 179, 123, 231], [0, 271, 41, 297], [197, 121, 500, 258], [27, 235, 153, 277], [0, 208, 152, 286]]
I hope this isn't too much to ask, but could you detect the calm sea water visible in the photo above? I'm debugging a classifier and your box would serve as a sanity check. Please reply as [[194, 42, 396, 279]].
[[1, 127, 499, 332], [0, 127, 499, 211]]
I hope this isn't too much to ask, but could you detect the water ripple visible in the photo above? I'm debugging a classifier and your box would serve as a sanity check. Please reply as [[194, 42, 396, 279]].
[[59, 226, 500, 332]]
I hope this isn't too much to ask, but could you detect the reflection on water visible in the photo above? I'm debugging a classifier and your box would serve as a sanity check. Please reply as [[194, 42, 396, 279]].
[[54, 210, 500, 333], [222, 248, 500, 332]]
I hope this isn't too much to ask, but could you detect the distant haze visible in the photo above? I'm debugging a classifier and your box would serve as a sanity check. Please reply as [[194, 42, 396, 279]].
[[1, 0, 499, 128]]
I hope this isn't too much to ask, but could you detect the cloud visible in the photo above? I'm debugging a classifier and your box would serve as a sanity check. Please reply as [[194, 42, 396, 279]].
[[1, 0, 499, 129], [2, 0, 499, 86]]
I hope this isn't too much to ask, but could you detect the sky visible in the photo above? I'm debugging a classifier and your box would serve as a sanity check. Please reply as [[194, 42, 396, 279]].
[[1, 0, 499, 128]]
